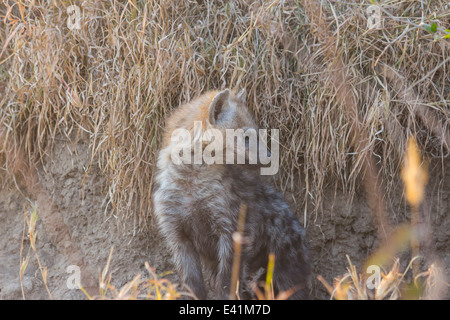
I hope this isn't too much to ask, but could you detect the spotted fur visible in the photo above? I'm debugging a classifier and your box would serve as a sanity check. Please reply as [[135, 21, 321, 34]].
[[152, 89, 310, 299]]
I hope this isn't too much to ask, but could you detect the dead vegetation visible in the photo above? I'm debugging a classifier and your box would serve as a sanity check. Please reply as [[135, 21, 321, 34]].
[[318, 254, 448, 300], [1, 0, 448, 228], [0, 0, 448, 299]]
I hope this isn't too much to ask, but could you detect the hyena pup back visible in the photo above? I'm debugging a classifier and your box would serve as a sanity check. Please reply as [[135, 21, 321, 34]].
[[152, 88, 310, 299]]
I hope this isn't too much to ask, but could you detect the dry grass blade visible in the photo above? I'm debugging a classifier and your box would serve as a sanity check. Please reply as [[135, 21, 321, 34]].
[[85, 251, 186, 300], [230, 203, 247, 300], [321, 255, 438, 300], [20, 205, 53, 299], [417, 263, 449, 300]]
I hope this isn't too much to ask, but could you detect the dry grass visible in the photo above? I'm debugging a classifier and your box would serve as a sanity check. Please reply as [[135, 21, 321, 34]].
[[0, 1, 448, 232], [317, 133, 448, 300], [318, 254, 448, 300], [20, 204, 52, 299], [18, 207, 188, 300], [92, 246, 293, 300], [85, 248, 188, 300]]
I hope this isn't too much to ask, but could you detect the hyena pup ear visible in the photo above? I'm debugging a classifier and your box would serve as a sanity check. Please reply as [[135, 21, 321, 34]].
[[209, 89, 230, 125], [236, 88, 246, 104]]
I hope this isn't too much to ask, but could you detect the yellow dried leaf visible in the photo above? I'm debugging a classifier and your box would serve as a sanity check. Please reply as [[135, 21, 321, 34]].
[[401, 137, 428, 207]]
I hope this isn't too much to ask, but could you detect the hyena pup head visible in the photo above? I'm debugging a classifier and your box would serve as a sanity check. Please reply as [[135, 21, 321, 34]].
[[169, 88, 279, 175]]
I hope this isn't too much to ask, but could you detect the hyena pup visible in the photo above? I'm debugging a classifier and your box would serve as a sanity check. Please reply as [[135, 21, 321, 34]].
[[152, 88, 310, 299]]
